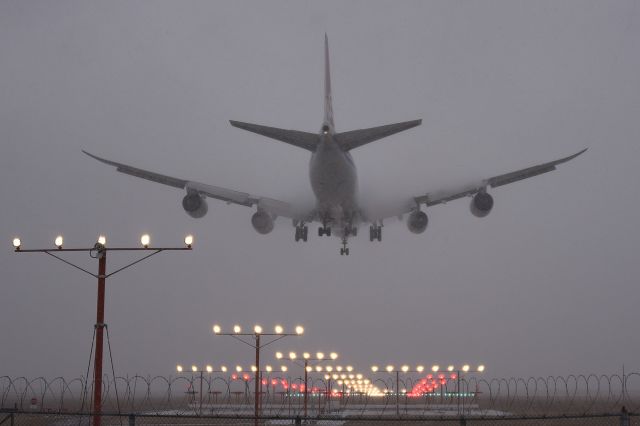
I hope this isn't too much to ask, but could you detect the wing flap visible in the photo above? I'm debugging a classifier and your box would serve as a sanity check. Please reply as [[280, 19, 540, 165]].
[[229, 120, 318, 151], [334, 119, 422, 150]]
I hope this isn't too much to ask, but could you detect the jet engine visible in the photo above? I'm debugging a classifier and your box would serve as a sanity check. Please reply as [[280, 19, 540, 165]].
[[407, 210, 428, 234], [251, 210, 275, 234], [182, 193, 208, 218], [470, 192, 494, 218]]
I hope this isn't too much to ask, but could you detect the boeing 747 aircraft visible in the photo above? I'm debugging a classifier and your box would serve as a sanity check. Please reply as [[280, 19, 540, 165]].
[[84, 35, 586, 255]]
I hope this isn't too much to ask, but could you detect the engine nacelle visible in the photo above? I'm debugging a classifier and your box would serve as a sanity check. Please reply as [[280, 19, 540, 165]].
[[251, 210, 274, 234], [407, 210, 428, 234], [470, 192, 494, 218], [182, 193, 208, 218]]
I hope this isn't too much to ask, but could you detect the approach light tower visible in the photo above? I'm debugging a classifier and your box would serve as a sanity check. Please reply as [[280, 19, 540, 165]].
[[213, 324, 304, 426], [12, 234, 193, 426]]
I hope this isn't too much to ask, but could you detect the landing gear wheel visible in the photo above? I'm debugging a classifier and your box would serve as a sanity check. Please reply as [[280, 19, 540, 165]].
[[369, 225, 382, 242], [302, 226, 308, 242], [295, 225, 308, 242], [318, 226, 331, 237]]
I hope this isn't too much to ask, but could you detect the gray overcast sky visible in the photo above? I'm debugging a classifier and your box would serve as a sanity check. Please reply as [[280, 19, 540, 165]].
[[1, 0, 639, 380]]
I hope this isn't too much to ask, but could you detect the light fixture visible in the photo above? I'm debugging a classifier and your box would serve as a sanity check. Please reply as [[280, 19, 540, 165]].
[[417, 365, 425, 373], [275, 352, 283, 359], [12, 237, 21, 250], [303, 352, 310, 359], [236, 365, 242, 372], [221, 366, 228, 372], [478, 365, 485, 372], [316, 352, 324, 360], [251, 366, 257, 372], [295, 325, 304, 335], [346, 365, 353, 372], [306, 366, 313, 372], [176, 365, 183, 373], [54, 235, 63, 249], [432, 365, 439, 372], [140, 234, 150, 248], [386, 365, 394, 373], [289, 352, 297, 360], [447, 365, 455, 372], [274, 325, 283, 334], [266, 365, 272, 372], [330, 352, 338, 360], [184, 234, 194, 248], [281, 365, 288, 372], [191, 365, 198, 372], [462, 364, 470, 372], [401, 365, 409, 372], [213, 324, 221, 334], [254, 325, 263, 334], [315, 366, 323, 372], [233, 324, 242, 333], [206, 365, 213, 373], [97, 235, 106, 245], [326, 366, 333, 372], [371, 365, 379, 372]]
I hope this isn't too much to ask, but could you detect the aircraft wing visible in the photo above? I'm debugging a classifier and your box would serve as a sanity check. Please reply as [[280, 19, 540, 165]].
[[415, 148, 587, 208], [366, 148, 587, 220], [82, 150, 303, 219]]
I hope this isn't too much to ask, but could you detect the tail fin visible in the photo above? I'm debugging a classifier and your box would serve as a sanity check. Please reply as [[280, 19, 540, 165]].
[[324, 34, 335, 131]]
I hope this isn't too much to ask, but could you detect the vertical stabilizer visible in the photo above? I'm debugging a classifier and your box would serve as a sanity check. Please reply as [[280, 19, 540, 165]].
[[324, 34, 335, 131]]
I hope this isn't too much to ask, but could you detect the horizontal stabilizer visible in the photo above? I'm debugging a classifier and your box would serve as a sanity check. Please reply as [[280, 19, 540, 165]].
[[334, 119, 422, 150], [229, 120, 318, 151]]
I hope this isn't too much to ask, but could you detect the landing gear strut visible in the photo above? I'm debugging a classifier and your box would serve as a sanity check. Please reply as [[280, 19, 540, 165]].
[[295, 224, 308, 242]]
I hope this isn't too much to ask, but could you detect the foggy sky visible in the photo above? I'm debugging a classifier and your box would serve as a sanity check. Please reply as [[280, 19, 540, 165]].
[[1, 0, 639, 380]]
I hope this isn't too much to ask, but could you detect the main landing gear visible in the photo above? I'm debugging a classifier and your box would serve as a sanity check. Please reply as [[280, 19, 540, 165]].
[[295, 224, 308, 242], [318, 226, 332, 237], [369, 225, 382, 242]]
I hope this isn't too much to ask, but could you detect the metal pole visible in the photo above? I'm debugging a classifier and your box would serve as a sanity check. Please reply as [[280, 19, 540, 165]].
[[199, 370, 203, 415], [254, 334, 260, 426], [304, 360, 308, 418], [93, 252, 106, 426], [396, 371, 399, 417]]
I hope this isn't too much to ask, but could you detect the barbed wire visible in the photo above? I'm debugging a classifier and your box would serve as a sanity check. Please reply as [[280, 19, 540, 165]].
[[1, 373, 638, 417]]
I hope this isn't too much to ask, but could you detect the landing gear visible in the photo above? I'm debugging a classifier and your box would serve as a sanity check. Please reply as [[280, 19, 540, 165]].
[[369, 225, 382, 242], [318, 226, 332, 237], [295, 225, 308, 242], [340, 238, 350, 256]]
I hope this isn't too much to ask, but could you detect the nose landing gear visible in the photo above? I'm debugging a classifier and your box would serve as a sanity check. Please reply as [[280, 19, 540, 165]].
[[340, 238, 350, 256]]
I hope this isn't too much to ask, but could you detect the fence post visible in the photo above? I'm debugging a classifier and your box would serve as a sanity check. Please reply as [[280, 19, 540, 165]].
[[128, 414, 135, 426], [295, 415, 301, 425], [620, 406, 630, 426], [459, 416, 466, 426]]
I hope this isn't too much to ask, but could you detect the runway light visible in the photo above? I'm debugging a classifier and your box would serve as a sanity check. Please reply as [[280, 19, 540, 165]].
[[221, 366, 228, 372], [274, 325, 283, 334], [176, 365, 183, 373], [54, 235, 63, 249], [478, 365, 485, 372], [346, 365, 353, 372], [275, 352, 283, 359], [12, 238, 21, 250], [281, 365, 288, 372], [236, 365, 242, 372], [371, 365, 379, 372], [97, 235, 106, 246], [386, 365, 394, 373], [356, 374, 363, 380], [336, 366, 343, 372], [432, 365, 439, 372], [462, 365, 470, 372], [330, 352, 338, 360], [315, 366, 323, 372], [303, 352, 310, 359], [266, 365, 272, 372], [306, 366, 313, 372], [316, 352, 324, 360], [254, 325, 263, 334], [206, 365, 213, 373], [447, 365, 455, 372], [213, 324, 221, 334], [184, 234, 193, 247], [140, 234, 150, 248], [295, 325, 304, 335], [233, 324, 242, 333], [324, 374, 330, 380], [326, 366, 333, 372], [417, 365, 425, 373], [191, 365, 198, 372], [401, 365, 409, 373], [251, 366, 257, 372], [289, 352, 297, 360]]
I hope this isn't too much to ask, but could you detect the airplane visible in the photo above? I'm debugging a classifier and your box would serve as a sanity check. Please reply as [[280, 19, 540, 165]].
[[84, 35, 586, 255]]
